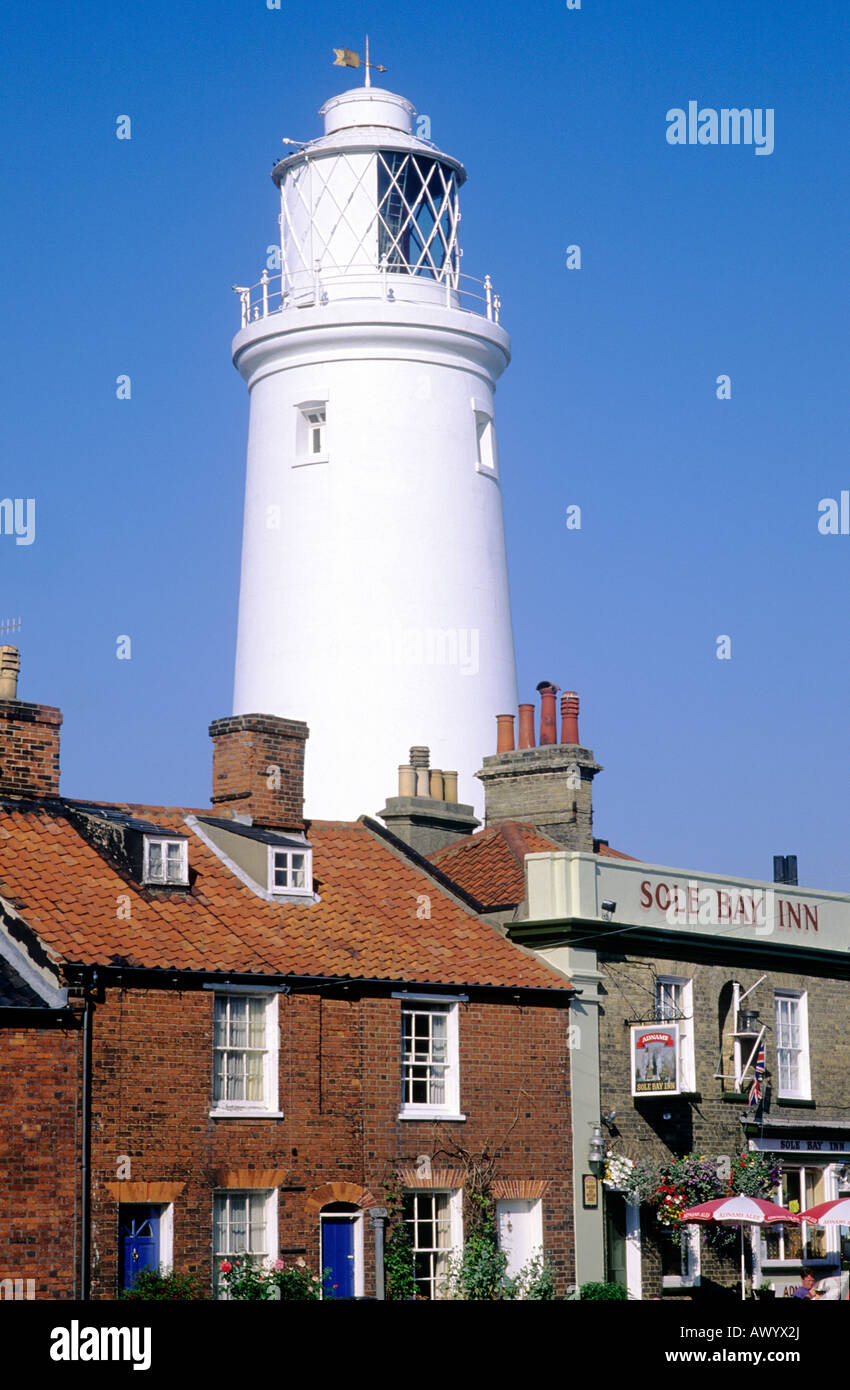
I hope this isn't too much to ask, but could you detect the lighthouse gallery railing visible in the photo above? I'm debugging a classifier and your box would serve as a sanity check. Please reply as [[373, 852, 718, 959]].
[[233, 264, 502, 329]]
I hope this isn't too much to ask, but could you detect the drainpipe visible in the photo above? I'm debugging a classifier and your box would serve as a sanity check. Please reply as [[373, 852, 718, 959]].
[[369, 1207, 387, 1300], [80, 968, 97, 1300]]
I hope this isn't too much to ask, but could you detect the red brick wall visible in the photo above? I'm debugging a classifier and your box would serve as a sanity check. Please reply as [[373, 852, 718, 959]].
[[0, 700, 62, 798], [88, 986, 574, 1297], [209, 714, 308, 830], [0, 1024, 79, 1298]]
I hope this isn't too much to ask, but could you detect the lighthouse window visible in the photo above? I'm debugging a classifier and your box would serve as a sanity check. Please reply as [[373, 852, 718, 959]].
[[304, 408, 325, 455], [473, 407, 498, 477], [294, 402, 328, 466]]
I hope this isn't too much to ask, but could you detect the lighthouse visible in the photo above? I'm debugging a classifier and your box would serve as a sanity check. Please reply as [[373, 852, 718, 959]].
[[231, 69, 518, 820]]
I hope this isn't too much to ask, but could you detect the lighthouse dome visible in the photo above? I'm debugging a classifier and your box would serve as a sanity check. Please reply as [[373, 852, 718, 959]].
[[320, 86, 415, 136]]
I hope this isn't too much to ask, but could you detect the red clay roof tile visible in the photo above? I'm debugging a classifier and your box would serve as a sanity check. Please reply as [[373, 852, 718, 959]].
[[0, 802, 568, 992]]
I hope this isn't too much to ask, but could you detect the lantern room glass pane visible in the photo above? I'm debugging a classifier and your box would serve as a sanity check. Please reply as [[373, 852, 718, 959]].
[[377, 153, 457, 280]]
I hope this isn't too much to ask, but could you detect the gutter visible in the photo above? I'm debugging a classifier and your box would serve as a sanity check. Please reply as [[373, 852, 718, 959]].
[[509, 916, 850, 975]]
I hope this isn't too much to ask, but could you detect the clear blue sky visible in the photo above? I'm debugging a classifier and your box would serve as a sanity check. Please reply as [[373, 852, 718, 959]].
[[1, 1, 848, 889]]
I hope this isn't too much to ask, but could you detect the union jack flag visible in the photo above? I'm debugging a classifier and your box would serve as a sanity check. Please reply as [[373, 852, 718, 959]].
[[748, 1047, 765, 1108]]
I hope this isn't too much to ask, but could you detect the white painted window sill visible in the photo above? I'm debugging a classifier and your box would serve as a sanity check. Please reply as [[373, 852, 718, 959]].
[[398, 1112, 466, 1122], [209, 1109, 284, 1120]]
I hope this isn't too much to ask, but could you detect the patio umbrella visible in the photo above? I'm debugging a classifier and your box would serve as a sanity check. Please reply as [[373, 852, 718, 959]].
[[800, 1197, 850, 1225], [681, 1195, 802, 1300]]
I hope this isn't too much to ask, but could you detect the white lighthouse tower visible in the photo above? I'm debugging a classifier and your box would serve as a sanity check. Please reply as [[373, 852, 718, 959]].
[[231, 69, 517, 819]]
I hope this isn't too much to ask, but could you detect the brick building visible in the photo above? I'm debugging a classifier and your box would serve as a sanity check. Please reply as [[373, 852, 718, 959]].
[[0, 652, 576, 1300], [431, 684, 850, 1299]]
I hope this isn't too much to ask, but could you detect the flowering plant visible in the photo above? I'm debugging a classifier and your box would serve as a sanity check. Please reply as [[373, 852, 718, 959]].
[[218, 1256, 325, 1301], [728, 1151, 783, 1198], [644, 1150, 722, 1251], [603, 1153, 634, 1190]]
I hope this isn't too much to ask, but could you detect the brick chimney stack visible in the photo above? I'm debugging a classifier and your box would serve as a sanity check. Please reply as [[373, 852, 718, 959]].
[[209, 713, 309, 830], [0, 648, 63, 799], [476, 683, 601, 851]]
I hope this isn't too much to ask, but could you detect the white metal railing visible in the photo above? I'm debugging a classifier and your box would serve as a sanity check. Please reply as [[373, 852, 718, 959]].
[[233, 262, 502, 329]]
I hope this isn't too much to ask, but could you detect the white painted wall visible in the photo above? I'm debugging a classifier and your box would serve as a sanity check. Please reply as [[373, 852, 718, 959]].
[[232, 301, 517, 820]]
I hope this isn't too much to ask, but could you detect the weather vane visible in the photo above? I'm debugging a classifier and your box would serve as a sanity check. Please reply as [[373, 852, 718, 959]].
[[332, 35, 386, 88]]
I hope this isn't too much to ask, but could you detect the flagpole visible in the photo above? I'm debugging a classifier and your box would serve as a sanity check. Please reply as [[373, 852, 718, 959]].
[[364, 34, 371, 88]]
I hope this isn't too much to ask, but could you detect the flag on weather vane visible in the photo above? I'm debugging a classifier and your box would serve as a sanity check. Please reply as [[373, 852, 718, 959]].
[[332, 37, 386, 84]]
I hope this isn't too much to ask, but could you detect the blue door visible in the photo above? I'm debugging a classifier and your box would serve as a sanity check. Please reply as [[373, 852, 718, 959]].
[[322, 1217, 355, 1298], [119, 1205, 160, 1291]]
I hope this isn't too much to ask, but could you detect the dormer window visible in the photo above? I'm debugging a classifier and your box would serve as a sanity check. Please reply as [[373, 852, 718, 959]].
[[144, 837, 189, 886], [268, 846, 312, 897]]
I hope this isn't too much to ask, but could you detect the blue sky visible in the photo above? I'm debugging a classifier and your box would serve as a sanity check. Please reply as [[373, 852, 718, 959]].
[[1, 1, 848, 889]]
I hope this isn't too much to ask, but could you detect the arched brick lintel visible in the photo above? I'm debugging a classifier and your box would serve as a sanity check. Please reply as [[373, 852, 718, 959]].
[[305, 1181, 377, 1215]]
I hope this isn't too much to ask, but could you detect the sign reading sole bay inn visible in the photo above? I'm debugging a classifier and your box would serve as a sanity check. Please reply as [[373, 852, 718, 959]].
[[524, 852, 850, 955]]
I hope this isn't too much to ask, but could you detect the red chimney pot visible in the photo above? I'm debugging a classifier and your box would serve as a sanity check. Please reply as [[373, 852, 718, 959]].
[[561, 691, 580, 745]]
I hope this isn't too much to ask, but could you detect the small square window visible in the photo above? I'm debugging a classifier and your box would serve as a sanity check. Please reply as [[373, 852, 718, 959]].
[[144, 837, 188, 885], [268, 847, 312, 896]]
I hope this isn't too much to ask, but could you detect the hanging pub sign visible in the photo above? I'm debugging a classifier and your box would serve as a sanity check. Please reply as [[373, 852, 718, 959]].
[[631, 1025, 680, 1096]]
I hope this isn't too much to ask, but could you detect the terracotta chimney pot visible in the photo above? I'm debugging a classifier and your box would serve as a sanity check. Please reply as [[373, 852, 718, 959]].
[[561, 692, 580, 745], [496, 714, 515, 753], [518, 703, 535, 749], [538, 681, 559, 745]]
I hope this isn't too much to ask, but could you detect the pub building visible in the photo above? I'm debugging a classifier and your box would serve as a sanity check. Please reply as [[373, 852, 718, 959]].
[[511, 852, 850, 1298], [428, 688, 850, 1299]]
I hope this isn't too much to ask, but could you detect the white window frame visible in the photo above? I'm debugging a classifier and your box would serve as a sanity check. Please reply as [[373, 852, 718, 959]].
[[267, 845, 312, 897], [662, 1223, 701, 1290], [471, 397, 498, 477], [398, 996, 465, 1121], [403, 1189, 463, 1300], [760, 1163, 832, 1266], [655, 975, 695, 1093], [774, 990, 811, 1100], [213, 1189, 278, 1298], [143, 836, 188, 886], [294, 400, 328, 466], [210, 990, 281, 1118]]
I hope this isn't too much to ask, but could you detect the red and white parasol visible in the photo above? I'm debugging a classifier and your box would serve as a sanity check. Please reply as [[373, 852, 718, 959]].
[[800, 1197, 850, 1226], [681, 1195, 802, 1300]]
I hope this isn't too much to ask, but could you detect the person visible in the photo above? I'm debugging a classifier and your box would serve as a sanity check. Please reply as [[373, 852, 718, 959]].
[[792, 1269, 820, 1300]]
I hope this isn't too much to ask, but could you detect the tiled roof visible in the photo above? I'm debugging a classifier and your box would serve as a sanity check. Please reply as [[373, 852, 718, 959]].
[[427, 821, 564, 908], [595, 842, 638, 861], [428, 823, 639, 907], [0, 801, 569, 992]]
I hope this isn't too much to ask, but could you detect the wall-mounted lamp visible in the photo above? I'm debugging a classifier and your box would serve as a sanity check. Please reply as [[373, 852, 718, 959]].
[[588, 1125, 606, 1166], [601, 900, 616, 921]]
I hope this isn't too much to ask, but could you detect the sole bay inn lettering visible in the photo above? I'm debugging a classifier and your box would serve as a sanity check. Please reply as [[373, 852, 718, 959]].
[[640, 879, 819, 933]]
